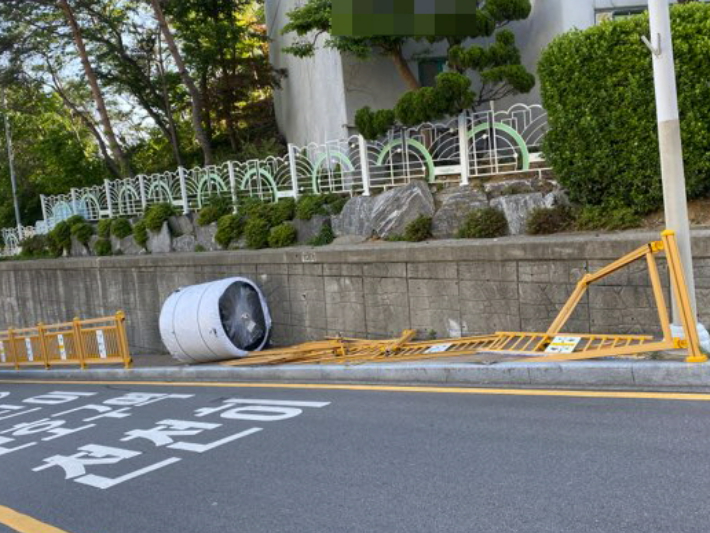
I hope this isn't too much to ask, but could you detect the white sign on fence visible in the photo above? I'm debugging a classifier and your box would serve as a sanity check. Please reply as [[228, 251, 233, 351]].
[[545, 336, 581, 354], [25, 338, 34, 362], [96, 330, 107, 359], [0, 342, 5, 363], [57, 334, 67, 360]]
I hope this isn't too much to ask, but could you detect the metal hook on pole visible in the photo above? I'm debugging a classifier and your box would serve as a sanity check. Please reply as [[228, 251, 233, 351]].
[[641, 33, 661, 56]]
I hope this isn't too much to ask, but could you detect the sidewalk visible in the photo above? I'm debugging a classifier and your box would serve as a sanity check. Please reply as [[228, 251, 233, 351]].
[[2, 358, 710, 391]]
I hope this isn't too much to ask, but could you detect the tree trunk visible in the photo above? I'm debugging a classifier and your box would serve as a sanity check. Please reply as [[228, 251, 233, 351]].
[[200, 70, 214, 144], [45, 57, 123, 180], [390, 48, 421, 91], [57, 0, 132, 176], [156, 31, 184, 167], [149, 0, 214, 166]]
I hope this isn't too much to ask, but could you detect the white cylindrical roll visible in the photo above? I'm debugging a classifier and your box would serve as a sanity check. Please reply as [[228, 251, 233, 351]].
[[159, 277, 271, 363]]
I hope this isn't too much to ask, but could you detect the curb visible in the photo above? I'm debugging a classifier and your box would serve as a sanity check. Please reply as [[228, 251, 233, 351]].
[[2, 361, 710, 390]]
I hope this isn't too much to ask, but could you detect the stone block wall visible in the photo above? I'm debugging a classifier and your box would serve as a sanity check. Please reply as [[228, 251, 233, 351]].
[[2, 230, 710, 355]]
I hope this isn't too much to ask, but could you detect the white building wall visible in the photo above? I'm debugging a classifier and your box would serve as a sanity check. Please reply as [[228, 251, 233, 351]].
[[266, 0, 687, 143], [265, 0, 349, 146]]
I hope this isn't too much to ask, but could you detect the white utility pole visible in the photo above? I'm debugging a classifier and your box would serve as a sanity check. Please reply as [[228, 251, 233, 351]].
[[1, 89, 21, 232], [645, 0, 698, 325]]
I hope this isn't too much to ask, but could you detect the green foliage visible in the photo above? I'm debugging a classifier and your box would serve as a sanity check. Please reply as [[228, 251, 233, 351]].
[[576, 206, 642, 231], [70, 221, 94, 246], [143, 203, 177, 232], [94, 238, 113, 257], [215, 214, 244, 249], [403, 215, 433, 242], [324, 194, 348, 215], [110, 218, 133, 239], [271, 198, 296, 225], [539, 3, 710, 214], [97, 219, 112, 239], [47, 221, 72, 256], [295, 195, 328, 221], [244, 217, 270, 249], [526, 206, 575, 235], [197, 195, 233, 226], [308, 220, 335, 246], [458, 208, 508, 239], [133, 221, 149, 249], [268, 223, 298, 248], [19, 235, 49, 259], [65, 215, 85, 227], [355, 108, 396, 141]]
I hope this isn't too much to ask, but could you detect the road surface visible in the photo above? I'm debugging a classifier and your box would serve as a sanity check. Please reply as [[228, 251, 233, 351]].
[[0, 380, 709, 533]]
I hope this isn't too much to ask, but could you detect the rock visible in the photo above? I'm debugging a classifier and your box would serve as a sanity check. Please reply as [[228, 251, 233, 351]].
[[70, 236, 90, 257], [484, 179, 535, 198], [110, 235, 121, 253], [172, 234, 196, 253], [292, 215, 330, 244], [194, 223, 220, 251], [490, 192, 547, 236], [147, 222, 172, 254], [87, 235, 100, 254], [168, 215, 194, 237], [369, 180, 435, 239], [544, 189, 570, 207], [119, 235, 144, 256], [332, 235, 368, 246], [332, 195, 375, 237], [432, 186, 489, 238]]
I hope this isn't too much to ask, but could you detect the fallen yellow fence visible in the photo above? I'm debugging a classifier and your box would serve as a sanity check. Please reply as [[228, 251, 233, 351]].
[[0, 312, 131, 370], [226, 230, 707, 367]]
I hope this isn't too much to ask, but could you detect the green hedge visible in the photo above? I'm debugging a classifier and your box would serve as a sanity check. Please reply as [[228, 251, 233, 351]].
[[539, 3, 710, 214]]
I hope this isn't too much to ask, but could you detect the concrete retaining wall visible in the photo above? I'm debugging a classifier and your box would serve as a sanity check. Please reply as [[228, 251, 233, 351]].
[[3, 230, 710, 355]]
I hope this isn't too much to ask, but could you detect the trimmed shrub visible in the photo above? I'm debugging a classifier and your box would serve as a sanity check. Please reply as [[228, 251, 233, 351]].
[[48, 221, 72, 256], [215, 214, 243, 249], [308, 220, 335, 246], [94, 238, 113, 257], [458, 208, 508, 239], [110, 218, 132, 239], [71, 221, 94, 246], [197, 195, 233, 226], [133, 221, 149, 249], [65, 215, 85, 227], [268, 223, 298, 248], [295, 195, 328, 220], [526, 206, 574, 235], [539, 4, 710, 214], [576, 206, 642, 231], [271, 198, 296, 225], [403, 215, 432, 242], [97, 219, 112, 239], [244, 218, 270, 249], [19, 235, 49, 259], [144, 203, 177, 232]]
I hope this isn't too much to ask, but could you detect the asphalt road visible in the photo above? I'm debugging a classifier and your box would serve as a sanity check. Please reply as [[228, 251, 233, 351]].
[[0, 381, 709, 533]]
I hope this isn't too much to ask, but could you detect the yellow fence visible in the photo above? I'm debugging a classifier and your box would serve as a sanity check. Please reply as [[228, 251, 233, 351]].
[[0, 312, 131, 370]]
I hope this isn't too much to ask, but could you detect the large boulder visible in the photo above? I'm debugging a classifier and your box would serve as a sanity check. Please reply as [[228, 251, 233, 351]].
[[172, 234, 197, 253], [332, 195, 375, 237], [118, 235, 144, 256], [432, 186, 489, 238], [370, 180, 435, 239], [147, 222, 172, 254], [490, 192, 548, 236], [70, 236, 90, 257], [168, 214, 195, 236], [292, 215, 330, 244], [194, 223, 220, 251]]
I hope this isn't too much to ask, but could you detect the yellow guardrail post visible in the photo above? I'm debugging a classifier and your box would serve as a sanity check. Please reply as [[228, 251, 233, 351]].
[[72, 317, 87, 370], [7, 328, 18, 371], [115, 311, 132, 369], [37, 323, 50, 370], [661, 230, 707, 363]]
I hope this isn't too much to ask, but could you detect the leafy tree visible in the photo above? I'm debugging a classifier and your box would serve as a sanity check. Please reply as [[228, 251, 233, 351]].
[[283, 0, 535, 139]]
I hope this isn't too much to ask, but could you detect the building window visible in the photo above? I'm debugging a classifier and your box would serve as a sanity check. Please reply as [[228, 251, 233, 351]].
[[595, 7, 646, 24], [418, 58, 446, 88]]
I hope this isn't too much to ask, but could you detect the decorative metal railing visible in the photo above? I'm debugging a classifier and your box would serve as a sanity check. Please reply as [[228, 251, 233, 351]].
[[1, 103, 548, 256]]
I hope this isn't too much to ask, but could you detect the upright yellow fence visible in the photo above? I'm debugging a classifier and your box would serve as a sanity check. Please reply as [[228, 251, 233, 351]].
[[0, 312, 131, 370]]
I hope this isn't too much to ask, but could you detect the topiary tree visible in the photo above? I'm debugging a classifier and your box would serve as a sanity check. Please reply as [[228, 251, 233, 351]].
[[244, 217, 270, 249], [215, 214, 243, 249], [133, 221, 149, 249], [281, 0, 535, 139], [268, 223, 298, 248], [143, 203, 177, 232], [110, 218, 133, 239], [539, 3, 710, 214]]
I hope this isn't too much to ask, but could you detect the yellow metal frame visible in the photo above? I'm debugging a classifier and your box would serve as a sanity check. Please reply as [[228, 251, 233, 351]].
[[228, 231, 706, 367], [0, 312, 132, 371]]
